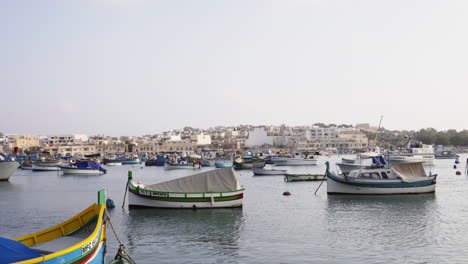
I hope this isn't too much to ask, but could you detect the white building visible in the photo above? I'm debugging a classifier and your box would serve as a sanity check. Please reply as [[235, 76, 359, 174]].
[[191, 133, 212, 145], [306, 127, 337, 140], [245, 128, 273, 147], [47, 134, 88, 146]]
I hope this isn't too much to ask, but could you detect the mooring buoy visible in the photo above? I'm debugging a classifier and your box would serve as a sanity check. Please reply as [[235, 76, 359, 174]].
[[106, 198, 116, 208]]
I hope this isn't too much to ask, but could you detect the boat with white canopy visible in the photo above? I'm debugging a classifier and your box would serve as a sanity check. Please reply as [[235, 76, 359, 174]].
[[327, 162, 437, 195], [127, 168, 244, 208]]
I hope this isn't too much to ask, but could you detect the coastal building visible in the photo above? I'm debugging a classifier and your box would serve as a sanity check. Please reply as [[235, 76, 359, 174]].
[[42, 144, 97, 156], [191, 133, 212, 145], [245, 128, 273, 147], [95, 141, 128, 154], [46, 134, 88, 146], [306, 127, 337, 140], [5, 135, 41, 153]]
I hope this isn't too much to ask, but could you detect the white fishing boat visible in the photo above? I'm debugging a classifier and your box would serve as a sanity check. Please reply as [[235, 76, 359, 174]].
[[273, 153, 318, 166], [0, 161, 21, 181], [164, 162, 201, 170], [434, 146, 458, 159], [60, 161, 107, 175], [386, 142, 435, 165], [327, 162, 437, 195], [252, 168, 287, 176], [127, 168, 244, 209]]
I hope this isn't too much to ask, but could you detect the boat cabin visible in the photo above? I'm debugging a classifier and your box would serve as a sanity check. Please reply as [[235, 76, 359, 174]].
[[348, 169, 394, 179]]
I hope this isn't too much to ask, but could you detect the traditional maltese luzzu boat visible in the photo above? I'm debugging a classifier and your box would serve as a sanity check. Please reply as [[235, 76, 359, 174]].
[[127, 168, 244, 209], [0, 190, 107, 263]]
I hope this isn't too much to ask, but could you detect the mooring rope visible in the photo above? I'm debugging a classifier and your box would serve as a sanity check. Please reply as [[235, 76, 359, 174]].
[[106, 214, 137, 264]]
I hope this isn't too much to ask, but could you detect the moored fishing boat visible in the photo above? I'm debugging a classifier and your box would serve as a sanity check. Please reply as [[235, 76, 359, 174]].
[[20, 160, 33, 170], [274, 158, 318, 166], [327, 162, 437, 195], [215, 161, 233, 168], [233, 158, 265, 170], [145, 156, 166, 166], [127, 168, 244, 208], [0, 190, 107, 263], [164, 162, 201, 170], [60, 161, 107, 174], [272, 153, 318, 166], [120, 157, 141, 165], [0, 161, 21, 181], [32, 159, 62, 171], [386, 142, 435, 165], [252, 168, 287, 176]]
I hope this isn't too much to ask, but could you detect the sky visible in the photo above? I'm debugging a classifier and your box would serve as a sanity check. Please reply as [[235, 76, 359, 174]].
[[2, 0, 468, 136]]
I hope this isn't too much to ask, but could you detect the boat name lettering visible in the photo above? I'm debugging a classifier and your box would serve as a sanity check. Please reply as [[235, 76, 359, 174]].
[[139, 189, 168, 197], [81, 236, 98, 255]]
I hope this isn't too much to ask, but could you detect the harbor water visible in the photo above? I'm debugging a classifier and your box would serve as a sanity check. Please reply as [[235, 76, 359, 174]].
[[1, 155, 468, 263]]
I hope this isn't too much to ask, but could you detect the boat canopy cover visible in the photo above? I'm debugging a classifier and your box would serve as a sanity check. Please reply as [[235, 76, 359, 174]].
[[372, 156, 387, 166], [391, 163, 428, 183], [145, 167, 242, 192], [75, 161, 101, 169], [0, 237, 42, 264], [156, 156, 165, 162]]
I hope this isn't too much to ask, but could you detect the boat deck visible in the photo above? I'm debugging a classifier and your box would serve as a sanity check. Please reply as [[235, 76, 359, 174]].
[[29, 220, 95, 255]]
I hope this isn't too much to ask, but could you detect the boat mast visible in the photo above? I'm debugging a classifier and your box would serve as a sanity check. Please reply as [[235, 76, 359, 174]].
[[374, 115, 383, 146]]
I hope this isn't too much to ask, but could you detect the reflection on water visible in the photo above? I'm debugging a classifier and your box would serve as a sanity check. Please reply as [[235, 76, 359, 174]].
[[123, 208, 243, 263]]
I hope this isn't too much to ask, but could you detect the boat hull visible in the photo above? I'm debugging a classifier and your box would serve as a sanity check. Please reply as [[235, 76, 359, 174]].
[[326, 173, 436, 194], [274, 159, 317, 166], [386, 155, 434, 165], [61, 167, 103, 174], [11, 192, 107, 264], [215, 162, 233, 168], [145, 161, 165, 166], [252, 168, 287, 175], [128, 184, 243, 209], [234, 162, 265, 170], [0, 161, 21, 181], [121, 159, 141, 165], [32, 165, 61, 171], [164, 163, 200, 170]]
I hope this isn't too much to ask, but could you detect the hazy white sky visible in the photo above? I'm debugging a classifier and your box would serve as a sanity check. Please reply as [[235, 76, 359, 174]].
[[2, 0, 467, 136]]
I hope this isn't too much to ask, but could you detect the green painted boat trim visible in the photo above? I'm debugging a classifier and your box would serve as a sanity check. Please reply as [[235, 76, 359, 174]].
[[129, 188, 243, 202], [97, 189, 106, 205]]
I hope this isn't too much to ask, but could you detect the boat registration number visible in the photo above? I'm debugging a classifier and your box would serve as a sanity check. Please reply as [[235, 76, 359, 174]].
[[82, 237, 98, 255], [139, 190, 168, 197]]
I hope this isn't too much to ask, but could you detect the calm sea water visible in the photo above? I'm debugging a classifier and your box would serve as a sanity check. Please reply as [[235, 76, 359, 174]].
[[1, 155, 468, 263]]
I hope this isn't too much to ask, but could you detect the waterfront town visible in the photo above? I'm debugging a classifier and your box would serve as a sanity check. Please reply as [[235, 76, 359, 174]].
[[0, 124, 374, 157]]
